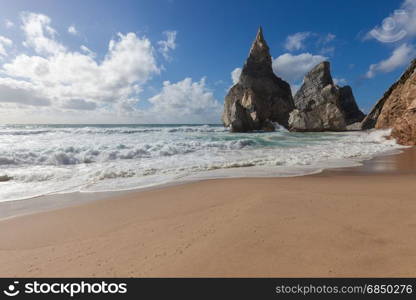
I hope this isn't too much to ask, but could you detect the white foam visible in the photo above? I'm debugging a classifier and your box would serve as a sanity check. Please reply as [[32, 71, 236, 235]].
[[0, 125, 405, 202]]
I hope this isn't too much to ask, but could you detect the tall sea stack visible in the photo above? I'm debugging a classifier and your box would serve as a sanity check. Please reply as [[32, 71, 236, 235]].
[[222, 27, 294, 132]]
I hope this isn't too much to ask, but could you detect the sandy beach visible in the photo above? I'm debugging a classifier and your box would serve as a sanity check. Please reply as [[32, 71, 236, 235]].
[[0, 148, 415, 277]]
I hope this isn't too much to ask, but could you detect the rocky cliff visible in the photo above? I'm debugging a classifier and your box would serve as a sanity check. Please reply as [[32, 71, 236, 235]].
[[222, 27, 294, 132], [361, 59, 416, 145], [289, 61, 364, 131]]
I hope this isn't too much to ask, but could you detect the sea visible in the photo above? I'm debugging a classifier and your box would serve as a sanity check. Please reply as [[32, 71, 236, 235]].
[[0, 124, 404, 202]]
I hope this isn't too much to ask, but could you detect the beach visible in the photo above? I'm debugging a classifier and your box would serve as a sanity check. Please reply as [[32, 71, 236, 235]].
[[0, 147, 415, 277]]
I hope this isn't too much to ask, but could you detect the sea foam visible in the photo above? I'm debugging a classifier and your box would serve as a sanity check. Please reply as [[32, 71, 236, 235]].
[[0, 124, 405, 202]]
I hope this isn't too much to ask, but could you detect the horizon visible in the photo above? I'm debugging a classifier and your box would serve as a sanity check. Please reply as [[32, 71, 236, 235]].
[[1, 123, 224, 125], [0, 0, 415, 124]]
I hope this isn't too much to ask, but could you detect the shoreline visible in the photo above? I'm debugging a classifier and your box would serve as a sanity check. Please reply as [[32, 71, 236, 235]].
[[0, 145, 411, 221], [319, 145, 416, 175], [0, 147, 415, 277]]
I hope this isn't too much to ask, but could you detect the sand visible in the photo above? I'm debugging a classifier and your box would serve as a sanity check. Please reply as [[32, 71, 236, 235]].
[[0, 148, 415, 277]]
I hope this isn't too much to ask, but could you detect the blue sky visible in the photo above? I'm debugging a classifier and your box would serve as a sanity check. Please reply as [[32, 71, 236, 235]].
[[0, 0, 415, 123]]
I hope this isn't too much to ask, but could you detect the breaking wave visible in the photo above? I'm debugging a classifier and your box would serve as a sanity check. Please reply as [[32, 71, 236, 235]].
[[0, 124, 405, 202]]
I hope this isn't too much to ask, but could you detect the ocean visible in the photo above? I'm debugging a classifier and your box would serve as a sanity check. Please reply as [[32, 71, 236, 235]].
[[0, 124, 404, 202]]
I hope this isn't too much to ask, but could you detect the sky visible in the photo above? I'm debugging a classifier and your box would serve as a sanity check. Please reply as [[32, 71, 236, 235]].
[[0, 0, 415, 124]]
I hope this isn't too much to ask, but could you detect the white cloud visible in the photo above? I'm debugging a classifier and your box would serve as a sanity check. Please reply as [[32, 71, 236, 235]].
[[4, 19, 14, 28], [272, 52, 328, 83], [365, 43, 415, 78], [158, 30, 177, 60], [0, 12, 221, 123], [284, 32, 311, 51], [3, 32, 160, 106], [67, 25, 78, 35], [0, 36, 13, 56], [148, 78, 221, 123], [231, 67, 241, 84], [366, 0, 416, 43], [20, 12, 66, 55], [2, 12, 161, 114]]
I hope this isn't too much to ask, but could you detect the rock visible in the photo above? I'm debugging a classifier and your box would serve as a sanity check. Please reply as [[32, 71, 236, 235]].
[[0, 175, 12, 182], [289, 61, 346, 131], [338, 86, 366, 125], [361, 59, 416, 145], [289, 61, 365, 131], [222, 27, 294, 132]]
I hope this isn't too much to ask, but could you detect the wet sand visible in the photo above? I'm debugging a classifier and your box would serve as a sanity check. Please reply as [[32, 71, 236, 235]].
[[0, 148, 415, 277]]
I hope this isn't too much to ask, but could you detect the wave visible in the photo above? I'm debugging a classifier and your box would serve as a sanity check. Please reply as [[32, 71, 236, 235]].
[[0, 127, 405, 202], [0, 125, 227, 136], [0, 138, 258, 166], [0, 130, 52, 136]]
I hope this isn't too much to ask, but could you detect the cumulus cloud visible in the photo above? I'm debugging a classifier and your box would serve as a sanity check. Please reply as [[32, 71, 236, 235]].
[[365, 43, 416, 78], [2, 22, 160, 109], [284, 32, 311, 51], [366, 0, 416, 43], [0, 36, 13, 56], [0, 12, 221, 123], [273, 52, 328, 83], [231, 67, 242, 84], [272, 52, 328, 93], [148, 78, 222, 123], [20, 12, 66, 55], [67, 25, 78, 35], [158, 30, 177, 60]]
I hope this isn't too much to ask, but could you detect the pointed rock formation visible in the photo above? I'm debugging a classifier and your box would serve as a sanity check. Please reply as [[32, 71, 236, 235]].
[[289, 61, 365, 131], [361, 59, 416, 145], [289, 62, 346, 131], [222, 27, 294, 132]]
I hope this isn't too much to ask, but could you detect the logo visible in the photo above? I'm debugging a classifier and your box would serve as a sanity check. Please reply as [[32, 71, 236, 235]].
[[2, 280, 127, 297], [370, 9, 408, 43], [3, 281, 20, 297]]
